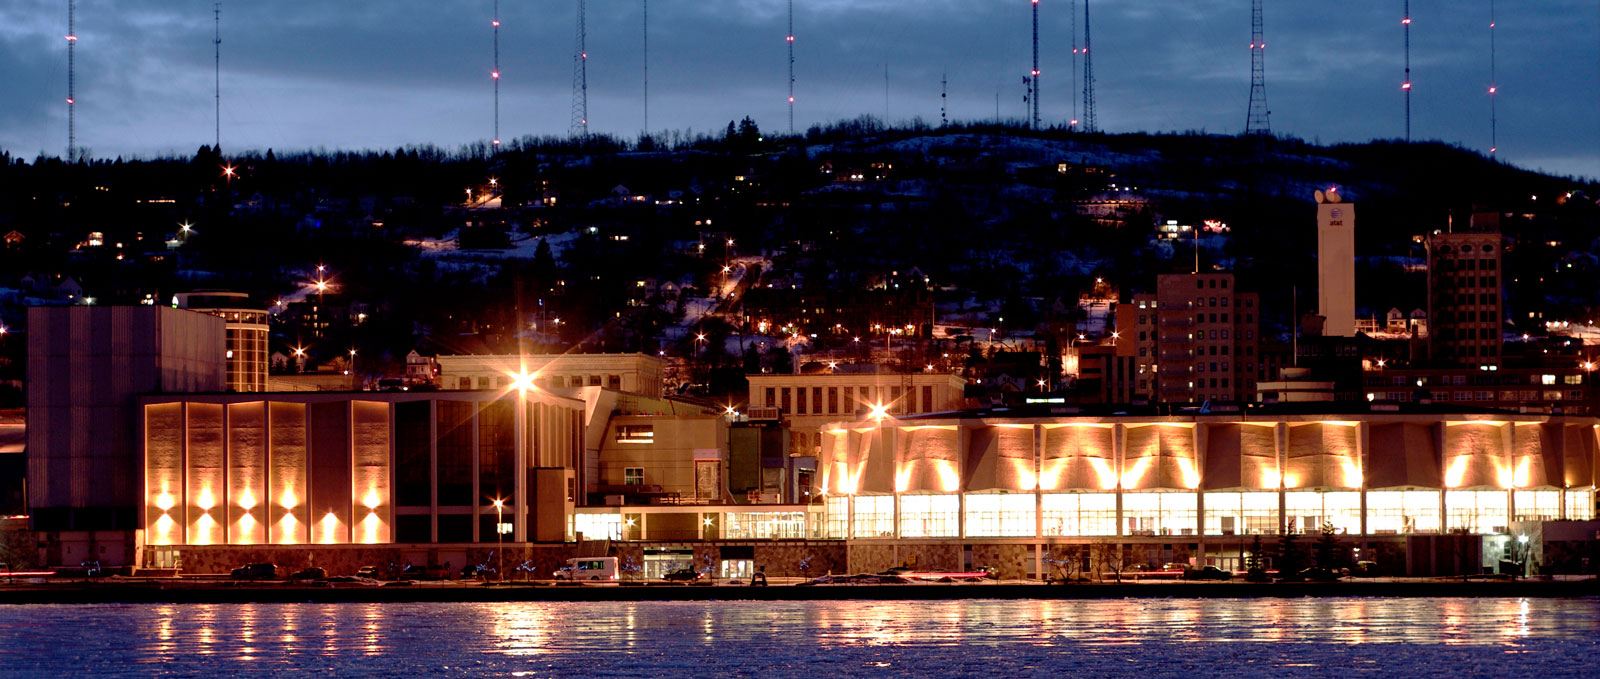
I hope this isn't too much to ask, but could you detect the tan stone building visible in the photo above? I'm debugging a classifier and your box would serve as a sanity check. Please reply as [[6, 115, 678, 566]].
[[436, 353, 665, 396], [747, 370, 967, 455]]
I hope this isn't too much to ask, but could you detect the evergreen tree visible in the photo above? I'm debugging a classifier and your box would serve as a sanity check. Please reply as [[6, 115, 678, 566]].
[[1275, 530, 1305, 581]]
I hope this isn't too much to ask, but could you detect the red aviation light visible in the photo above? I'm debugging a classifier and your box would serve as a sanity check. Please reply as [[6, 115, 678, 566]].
[[492, 20, 500, 27], [492, 71, 500, 78], [1401, 82, 1412, 90]]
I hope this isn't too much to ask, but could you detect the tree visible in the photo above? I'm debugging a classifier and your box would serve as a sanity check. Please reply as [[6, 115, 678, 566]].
[[1245, 534, 1269, 582], [1275, 530, 1305, 581], [1313, 521, 1343, 573]]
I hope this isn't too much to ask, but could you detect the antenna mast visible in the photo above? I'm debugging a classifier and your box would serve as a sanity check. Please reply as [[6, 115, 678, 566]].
[[570, 0, 588, 136], [492, 0, 501, 151], [1403, 1, 1412, 142], [214, 3, 221, 151], [940, 70, 948, 127], [787, 0, 795, 134], [1489, 0, 1497, 155], [1245, 0, 1270, 136], [643, 0, 649, 134], [66, 0, 77, 161], [1071, 0, 1078, 128], [1081, 0, 1096, 133], [1030, 0, 1040, 130]]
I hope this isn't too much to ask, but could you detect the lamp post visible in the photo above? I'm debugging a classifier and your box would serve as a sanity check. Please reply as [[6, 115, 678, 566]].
[[493, 498, 505, 583]]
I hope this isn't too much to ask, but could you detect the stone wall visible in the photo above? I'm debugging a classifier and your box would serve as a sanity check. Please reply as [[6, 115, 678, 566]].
[[970, 544, 1030, 579], [172, 543, 578, 578], [845, 542, 961, 575]]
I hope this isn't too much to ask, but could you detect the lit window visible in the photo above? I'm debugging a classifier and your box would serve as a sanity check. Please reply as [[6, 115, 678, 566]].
[[624, 467, 644, 485]]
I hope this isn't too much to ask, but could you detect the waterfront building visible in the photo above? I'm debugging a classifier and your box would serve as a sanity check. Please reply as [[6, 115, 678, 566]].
[[436, 353, 664, 397], [816, 404, 1596, 576], [26, 306, 225, 564], [746, 371, 966, 455]]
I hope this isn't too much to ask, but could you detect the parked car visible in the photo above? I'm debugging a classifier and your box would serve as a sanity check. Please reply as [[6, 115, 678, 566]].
[[662, 567, 703, 582], [354, 565, 381, 579], [1298, 567, 1341, 582], [1182, 566, 1233, 581], [554, 557, 618, 581], [231, 563, 278, 580], [402, 564, 453, 581], [289, 567, 326, 581], [460, 564, 496, 580]]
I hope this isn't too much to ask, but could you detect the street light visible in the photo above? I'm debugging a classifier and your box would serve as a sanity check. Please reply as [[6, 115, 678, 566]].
[[493, 498, 506, 583]]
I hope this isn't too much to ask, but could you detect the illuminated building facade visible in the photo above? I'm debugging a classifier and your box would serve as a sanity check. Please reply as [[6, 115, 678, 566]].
[[816, 405, 1597, 574], [436, 353, 664, 397], [140, 390, 585, 562], [747, 372, 966, 456]]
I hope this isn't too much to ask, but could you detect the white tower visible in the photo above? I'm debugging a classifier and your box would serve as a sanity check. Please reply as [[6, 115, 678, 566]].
[[1314, 188, 1356, 337]]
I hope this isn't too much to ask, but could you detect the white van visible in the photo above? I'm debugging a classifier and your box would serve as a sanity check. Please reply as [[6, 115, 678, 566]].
[[557, 557, 618, 581]]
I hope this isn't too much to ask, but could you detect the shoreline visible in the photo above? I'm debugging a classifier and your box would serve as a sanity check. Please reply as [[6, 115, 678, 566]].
[[0, 578, 1594, 604]]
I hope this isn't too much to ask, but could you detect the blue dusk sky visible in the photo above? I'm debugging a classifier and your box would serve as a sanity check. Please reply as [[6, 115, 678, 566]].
[[1, 1, 1596, 178]]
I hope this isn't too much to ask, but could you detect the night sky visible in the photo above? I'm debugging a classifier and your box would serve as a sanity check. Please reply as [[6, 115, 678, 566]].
[[1, 0, 1597, 178]]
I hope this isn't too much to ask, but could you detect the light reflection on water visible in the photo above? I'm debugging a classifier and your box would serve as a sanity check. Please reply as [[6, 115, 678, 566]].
[[0, 598, 1595, 677]]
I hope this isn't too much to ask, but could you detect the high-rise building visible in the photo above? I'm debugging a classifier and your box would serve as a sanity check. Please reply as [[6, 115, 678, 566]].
[[1315, 189, 1356, 337], [1124, 273, 1262, 404], [1427, 215, 1503, 368], [176, 291, 268, 392]]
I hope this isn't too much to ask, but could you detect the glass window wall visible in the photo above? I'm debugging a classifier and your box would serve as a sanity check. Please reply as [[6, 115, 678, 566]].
[[1123, 491, 1198, 536], [852, 495, 895, 538], [824, 496, 849, 538], [1041, 493, 1118, 537], [1445, 490, 1510, 534], [724, 511, 814, 539], [1513, 490, 1561, 522], [898, 494, 960, 538], [964, 493, 1037, 537], [575, 513, 624, 541], [1567, 489, 1595, 521], [1285, 491, 1361, 534], [1366, 490, 1441, 534], [1203, 491, 1278, 536]]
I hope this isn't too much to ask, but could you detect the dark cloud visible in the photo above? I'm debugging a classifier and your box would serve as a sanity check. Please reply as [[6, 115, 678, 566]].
[[0, 0, 1595, 178]]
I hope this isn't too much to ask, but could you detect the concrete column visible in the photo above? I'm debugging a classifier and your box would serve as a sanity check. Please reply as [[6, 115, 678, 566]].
[[1194, 421, 1205, 565], [1114, 423, 1125, 537], [1276, 422, 1287, 535], [429, 400, 439, 544], [513, 394, 528, 543], [470, 399, 481, 543]]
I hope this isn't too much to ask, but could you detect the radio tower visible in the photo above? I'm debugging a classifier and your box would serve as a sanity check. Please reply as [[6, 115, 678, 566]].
[[214, 3, 221, 151], [570, 0, 588, 137], [65, 0, 77, 161], [940, 70, 948, 127], [643, 0, 649, 134], [492, 0, 501, 151], [787, 0, 795, 133], [1070, 0, 1078, 128], [1244, 0, 1270, 136], [1402, 1, 1412, 142], [1488, 0, 1497, 155], [1081, 0, 1096, 133], [1030, 0, 1040, 130]]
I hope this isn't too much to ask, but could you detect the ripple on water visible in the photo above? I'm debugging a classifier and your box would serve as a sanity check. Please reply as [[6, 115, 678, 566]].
[[0, 598, 1596, 678]]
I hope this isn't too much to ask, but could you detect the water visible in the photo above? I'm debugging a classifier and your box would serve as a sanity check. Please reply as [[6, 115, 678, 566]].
[[0, 598, 1596, 677]]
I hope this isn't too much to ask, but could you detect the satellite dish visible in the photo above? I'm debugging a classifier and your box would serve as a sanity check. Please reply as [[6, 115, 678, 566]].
[[1314, 190, 1325, 203]]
